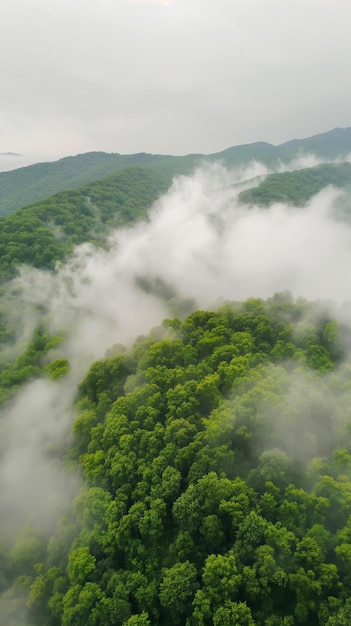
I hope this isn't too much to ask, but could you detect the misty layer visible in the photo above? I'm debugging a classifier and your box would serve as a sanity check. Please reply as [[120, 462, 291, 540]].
[[12, 161, 351, 319], [1, 163, 351, 536]]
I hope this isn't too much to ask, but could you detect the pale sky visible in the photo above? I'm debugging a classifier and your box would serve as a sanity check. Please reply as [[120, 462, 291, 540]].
[[1, 0, 350, 157]]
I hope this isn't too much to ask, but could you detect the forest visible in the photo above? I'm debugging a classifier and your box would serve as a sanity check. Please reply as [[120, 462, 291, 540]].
[[1, 134, 351, 625], [2, 293, 351, 625], [0, 166, 175, 283], [0, 154, 199, 218], [239, 163, 351, 207]]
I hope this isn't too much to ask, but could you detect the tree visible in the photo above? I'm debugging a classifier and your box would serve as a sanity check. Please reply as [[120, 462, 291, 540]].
[[9, 529, 45, 578], [67, 547, 96, 586], [192, 552, 241, 624], [123, 614, 151, 626], [159, 561, 198, 624], [325, 599, 351, 625], [213, 601, 255, 626]]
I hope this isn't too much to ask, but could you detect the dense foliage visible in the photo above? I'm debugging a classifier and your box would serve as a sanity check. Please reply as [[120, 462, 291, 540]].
[[239, 163, 351, 207], [0, 151, 200, 218], [3, 294, 351, 625], [0, 166, 177, 283], [0, 153, 186, 217]]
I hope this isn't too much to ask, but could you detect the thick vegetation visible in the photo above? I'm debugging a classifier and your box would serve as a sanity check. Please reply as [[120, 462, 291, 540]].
[[0, 153, 183, 217], [2, 294, 351, 625], [0, 152, 200, 217], [0, 166, 177, 283], [239, 163, 351, 207]]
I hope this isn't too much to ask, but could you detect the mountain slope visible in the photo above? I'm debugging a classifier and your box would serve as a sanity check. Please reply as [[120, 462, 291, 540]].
[[0, 165, 176, 282], [0, 152, 189, 218], [217, 127, 351, 167], [276, 126, 351, 160], [239, 162, 351, 207], [2, 158, 351, 285], [1, 127, 351, 217]]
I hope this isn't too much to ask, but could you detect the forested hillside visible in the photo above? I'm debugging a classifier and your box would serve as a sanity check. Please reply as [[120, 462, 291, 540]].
[[0, 153, 189, 217], [2, 156, 351, 286], [0, 166, 175, 283], [2, 294, 351, 625], [1, 127, 351, 216], [239, 163, 351, 207], [0, 151, 201, 217]]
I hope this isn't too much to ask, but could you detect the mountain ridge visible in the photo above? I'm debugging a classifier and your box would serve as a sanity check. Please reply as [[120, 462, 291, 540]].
[[1, 127, 351, 216]]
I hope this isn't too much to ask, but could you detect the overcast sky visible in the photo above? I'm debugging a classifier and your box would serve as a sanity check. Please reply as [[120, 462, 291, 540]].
[[1, 0, 350, 158]]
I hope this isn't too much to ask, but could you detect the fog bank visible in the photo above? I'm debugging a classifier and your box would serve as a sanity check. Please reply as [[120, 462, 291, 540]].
[[1, 161, 351, 539]]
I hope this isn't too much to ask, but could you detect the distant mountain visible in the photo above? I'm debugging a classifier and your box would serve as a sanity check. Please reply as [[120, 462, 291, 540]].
[[217, 127, 351, 167], [273, 127, 351, 161], [1, 127, 351, 217], [0, 152, 21, 156]]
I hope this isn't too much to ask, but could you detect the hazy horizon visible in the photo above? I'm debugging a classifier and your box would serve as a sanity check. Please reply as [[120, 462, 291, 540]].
[[0, 124, 350, 173], [1, 0, 351, 157]]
